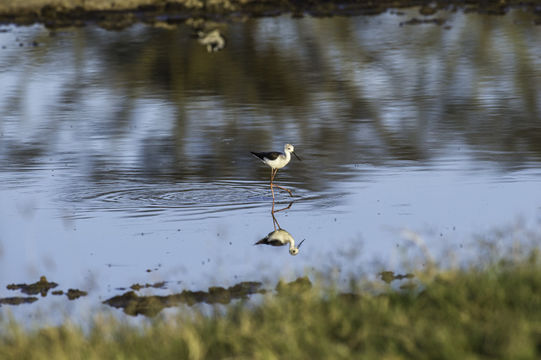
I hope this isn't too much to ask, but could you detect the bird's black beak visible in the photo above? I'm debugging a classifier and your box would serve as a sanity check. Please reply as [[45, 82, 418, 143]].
[[293, 151, 301, 161], [297, 239, 305, 248]]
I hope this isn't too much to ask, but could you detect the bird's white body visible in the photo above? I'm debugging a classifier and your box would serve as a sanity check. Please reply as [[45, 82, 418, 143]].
[[251, 144, 297, 170], [198, 29, 225, 52], [263, 150, 291, 170], [251, 144, 300, 199]]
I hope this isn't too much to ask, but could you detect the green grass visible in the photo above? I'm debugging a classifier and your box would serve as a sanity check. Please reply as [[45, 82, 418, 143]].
[[2, 251, 541, 359]]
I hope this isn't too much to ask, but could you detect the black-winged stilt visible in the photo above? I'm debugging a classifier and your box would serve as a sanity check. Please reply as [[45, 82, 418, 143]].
[[251, 144, 301, 200]]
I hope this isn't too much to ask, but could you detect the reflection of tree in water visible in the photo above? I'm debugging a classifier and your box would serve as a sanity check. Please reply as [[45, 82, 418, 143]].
[[1, 12, 540, 191]]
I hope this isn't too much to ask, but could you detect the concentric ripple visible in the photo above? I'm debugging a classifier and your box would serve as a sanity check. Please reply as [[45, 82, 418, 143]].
[[57, 180, 314, 220]]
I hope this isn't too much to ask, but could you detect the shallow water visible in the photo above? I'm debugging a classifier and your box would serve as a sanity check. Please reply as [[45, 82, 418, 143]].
[[1, 9, 541, 319]]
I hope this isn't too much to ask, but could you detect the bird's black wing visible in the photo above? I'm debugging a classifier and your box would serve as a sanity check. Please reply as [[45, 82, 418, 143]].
[[254, 237, 284, 246], [254, 237, 268, 245], [251, 151, 281, 161]]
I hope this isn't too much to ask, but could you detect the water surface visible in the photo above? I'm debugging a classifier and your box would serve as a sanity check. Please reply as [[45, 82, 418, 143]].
[[1, 9, 540, 319]]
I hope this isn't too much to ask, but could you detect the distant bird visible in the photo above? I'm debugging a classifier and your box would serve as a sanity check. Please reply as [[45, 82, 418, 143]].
[[198, 29, 226, 52], [251, 144, 301, 200], [255, 229, 305, 256]]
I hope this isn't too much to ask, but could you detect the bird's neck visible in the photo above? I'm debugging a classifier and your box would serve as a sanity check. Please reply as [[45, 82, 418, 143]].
[[287, 239, 295, 251], [284, 150, 291, 162]]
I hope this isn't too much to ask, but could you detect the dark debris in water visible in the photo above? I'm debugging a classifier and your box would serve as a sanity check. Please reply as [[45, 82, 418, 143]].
[[7, 276, 58, 297], [400, 17, 445, 26], [379, 271, 415, 284], [130, 281, 167, 291], [0, 296, 39, 306], [104, 281, 266, 316], [66, 289, 88, 300], [5, 276, 88, 303], [419, 5, 438, 16]]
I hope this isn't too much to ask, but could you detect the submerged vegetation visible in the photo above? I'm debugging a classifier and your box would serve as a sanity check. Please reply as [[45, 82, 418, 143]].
[[2, 249, 541, 359]]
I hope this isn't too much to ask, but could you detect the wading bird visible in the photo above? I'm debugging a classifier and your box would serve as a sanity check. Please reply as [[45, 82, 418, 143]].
[[251, 144, 301, 200], [197, 29, 226, 52]]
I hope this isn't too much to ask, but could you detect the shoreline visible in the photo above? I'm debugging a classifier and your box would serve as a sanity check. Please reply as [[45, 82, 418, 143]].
[[1, 0, 540, 29]]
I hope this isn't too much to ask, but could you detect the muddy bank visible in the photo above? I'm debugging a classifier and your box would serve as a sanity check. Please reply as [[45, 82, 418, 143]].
[[104, 281, 266, 316], [2, 276, 88, 305], [1, 0, 540, 29]]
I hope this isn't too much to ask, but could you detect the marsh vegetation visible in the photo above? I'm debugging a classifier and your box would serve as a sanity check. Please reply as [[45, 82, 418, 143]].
[[2, 247, 541, 359]]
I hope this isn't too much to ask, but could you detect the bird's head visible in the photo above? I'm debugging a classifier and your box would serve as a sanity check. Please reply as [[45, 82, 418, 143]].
[[285, 144, 301, 160], [289, 239, 305, 256]]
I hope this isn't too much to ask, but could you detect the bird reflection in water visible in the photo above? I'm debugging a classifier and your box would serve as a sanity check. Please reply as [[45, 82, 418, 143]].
[[254, 201, 305, 256]]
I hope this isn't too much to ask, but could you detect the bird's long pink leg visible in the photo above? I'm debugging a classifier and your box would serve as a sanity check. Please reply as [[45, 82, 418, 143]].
[[271, 208, 279, 230], [270, 168, 293, 197], [273, 201, 293, 213], [273, 184, 293, 197], [270, 168, 276, 200]]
